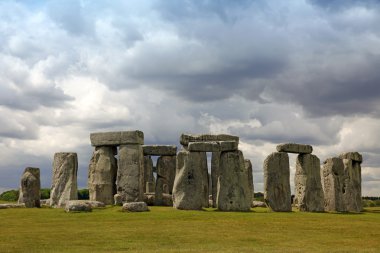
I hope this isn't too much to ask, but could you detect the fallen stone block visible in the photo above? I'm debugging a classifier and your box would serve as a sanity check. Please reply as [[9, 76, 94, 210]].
[[276, 143, 313, 154], [142, 145, 177, 156], [0, 203, 25, 209], [252, 201, 266, 208], [90, 131, 144, 146], [65, 200, 92, 212], [122, 202, 149, 212]]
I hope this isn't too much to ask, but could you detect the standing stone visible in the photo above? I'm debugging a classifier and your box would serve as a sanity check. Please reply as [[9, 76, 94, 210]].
[[217, 150, 251, 211], [88, 147, 117, 205], [322, 158, 346, 212], [18, 167, 40, 208], [294, 154, 324, 212], [50, 152, 78, 207], [200, 152, 209, 208], [155, 155, 176, 206], [211, 151, 221, 208], [264, 152, 291, 212], [143, 156, 155, 193], [342, 158, 362, 212], [172, 151, 204, 210], [117, 144, 144, 203], [245, 159, 254, 202]]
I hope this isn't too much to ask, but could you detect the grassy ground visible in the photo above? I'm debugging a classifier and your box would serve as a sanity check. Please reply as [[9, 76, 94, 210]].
[[0, 205, 379, 253]]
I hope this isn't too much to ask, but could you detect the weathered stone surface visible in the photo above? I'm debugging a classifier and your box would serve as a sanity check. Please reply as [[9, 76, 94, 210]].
[[187, 141, 238, 152], [144, 193, 155, 206], [114, 193, 123, 206], [122, 202, 149, 212], [40, 199, 51, 206], [294, 154, 324, 212], [342, 159, 362, 212], [322, 158, 346, 212], [90, 131, 144, 146], [142, 145, 177, 156], [264, 152, 291, 212], [65, 200, 92, 212], [217, 150, 251, 211], [252, 201, 266, 208], [117, 144, 144, 203], [180, 133, 239, 146], [143, 156, 155, 193], [50, 152, 78, 208], [211, 151, 220, 208], [88, 146, 117, 205], [276, 143, 313, 154], [18, 167, 40, 208], [0, 203, 25, 209], [144, 193, 173, 206], [200, 152, 209, 208], [155, 156, 176, 205], [172, 151, 206, 210], [339, 152, 363, 163], [245, 159, 254, 202]]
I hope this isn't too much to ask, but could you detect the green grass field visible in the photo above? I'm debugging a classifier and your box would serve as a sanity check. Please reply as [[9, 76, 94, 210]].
[[1, 205, 379, 253]]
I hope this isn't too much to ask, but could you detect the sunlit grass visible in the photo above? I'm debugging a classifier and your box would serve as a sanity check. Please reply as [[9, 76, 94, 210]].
[[0, 206, 379, 252]]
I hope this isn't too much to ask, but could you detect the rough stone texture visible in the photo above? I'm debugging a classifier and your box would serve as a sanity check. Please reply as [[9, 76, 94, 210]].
[[144, 193, 173, 206], [339, 152, 363, 163], [172, 151, 205, 210], [187, 141, 238, 152], [65, 200, 92, 212], [0, 203, 25, 209], [114, 193, 123, 206], [322, 158, 346, 212], [117, 144, 144, 203], [40, 199, 51, 206], [155, 155, 176, 205], [264, 152, 291, 212], [245, 159, 254, 202], [144, 193, 155, 206], [294, 154, 324, 212], [342, 159, 362, 212], [18, 167, 40, 208], [122, 202, 149, 212], [143, 156, 155, 193], [50, 152, 78, 208], [142, 145, 177, 156], [276, 143, 313, 154], [88, 146, 117, 205], [180, 133, 239, 146], [217, 150, 251, 211], [252, 201, 267, 208], [211, 152, 220, 208], [90, 131, 144, 146], [200, 152, 209, 208]]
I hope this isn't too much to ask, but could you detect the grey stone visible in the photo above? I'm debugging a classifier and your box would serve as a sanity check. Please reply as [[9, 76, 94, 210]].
[[143, 156, 155, 193], [211, 151, 220, 208], [155, 156, 176, 205], [252, 201, 266, 208], [217, 150, 251, 211], [180, 133, 239, 146], [264, 152, 291, 212], [0, 203, 25, 209], [245, 159, 254, 202], [322, 158, 346, 212], [122, 202, 149, 212], [65, 200, 92, 212], [276, 143, 313, 154], [339, 152, 363, 163], [18, 167, 40, 208], [117, 144, 145, 203], [40, 199, 51, 206], [50, 152, 78, 208], [142, 145, 177, 156], [146, 182, 155, 193], [172, 151, 206, 210], [114, 193, 123, 206], [342, 159, 362, 212], [294, 154, 324, 212], [88, 146, 117, 205], [187, 141, 238, 152], [144, 193, 155, 206], [90, 130, 144, 146], [200, 152, 209, 208]]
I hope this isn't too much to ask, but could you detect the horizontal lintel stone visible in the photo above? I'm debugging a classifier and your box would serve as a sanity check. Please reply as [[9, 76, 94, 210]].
[[90, 131, 144, 146], [276, 143, 313, 154], [142, 145, 177, 156], [180, 133, 239, 146], [188, 141, 238, 152], [339, 152, 363, 163]]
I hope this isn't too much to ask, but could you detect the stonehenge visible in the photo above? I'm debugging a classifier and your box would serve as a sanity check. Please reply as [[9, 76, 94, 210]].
[[18, 167, 41, 208], [50, 152, 78, 207]]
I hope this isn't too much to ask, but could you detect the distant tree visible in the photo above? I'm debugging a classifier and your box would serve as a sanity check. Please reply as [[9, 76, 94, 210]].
[[78, 189, 89, 200], [0, 190, 19, 201], [40, 188, 51, 199]]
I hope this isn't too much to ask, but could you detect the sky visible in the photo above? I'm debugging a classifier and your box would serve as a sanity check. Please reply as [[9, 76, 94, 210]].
[[0, 0, 380, 196]]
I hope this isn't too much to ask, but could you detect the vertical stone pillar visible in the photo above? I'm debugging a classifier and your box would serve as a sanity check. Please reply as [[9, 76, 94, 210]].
[[264, 152, 291, 212], [117, 144, 144, 202], [217, 150, 251, 211], [211, 151, 220, 208], [342, 159, 362, 212], [172, 150, 204, 210], [294, 154, 324, 212], [155, 155, 176, 205], [200, 152, 209, 208], [50, 152, 78, 207], [322, 158, 346, 212], [245, 159, 254, 203], [18, 167, 40, 208], [144, 156, 155, 193], [88, 147, 117, 205]]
